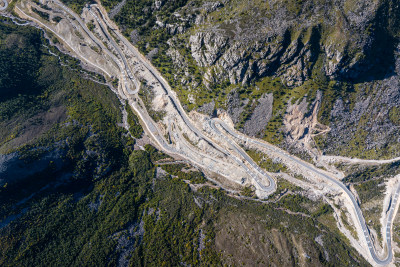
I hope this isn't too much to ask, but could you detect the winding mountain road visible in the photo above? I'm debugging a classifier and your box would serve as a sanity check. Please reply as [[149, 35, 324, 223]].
[[10, 1, 400, 265], [59, 4, 400, 264], [0, 0, 7, 11], [87, 6, 139, 93], [89, 5, 275, 188], [215, 118, 397, 265], [209, 119, 275, 192]]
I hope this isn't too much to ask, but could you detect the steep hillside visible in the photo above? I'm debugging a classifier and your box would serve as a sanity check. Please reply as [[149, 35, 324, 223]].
[[0, 15, 370, 266], [101, 0, 400, 161]]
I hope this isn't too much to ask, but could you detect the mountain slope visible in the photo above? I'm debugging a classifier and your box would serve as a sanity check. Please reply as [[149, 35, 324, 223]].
[[102, 0, 400, 161], [0, 16, 370, 266]]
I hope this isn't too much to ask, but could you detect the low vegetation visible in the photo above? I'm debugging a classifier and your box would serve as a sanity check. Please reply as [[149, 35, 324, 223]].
[[0, 8, 375, 267], [246, 149, 288, 173], [126, 102, 143, 139]]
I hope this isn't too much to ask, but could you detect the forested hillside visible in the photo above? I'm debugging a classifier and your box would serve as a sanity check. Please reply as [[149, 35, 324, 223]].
[[0, 16, 369, 266]]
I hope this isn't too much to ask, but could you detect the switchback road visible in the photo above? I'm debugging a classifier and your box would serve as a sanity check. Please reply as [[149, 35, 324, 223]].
[[0, 0, 8, 11], [215, 118, 397, 265], [11, 1, 400, 265]]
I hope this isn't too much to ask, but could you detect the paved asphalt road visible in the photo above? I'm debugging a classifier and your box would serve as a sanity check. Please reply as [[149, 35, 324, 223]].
[[209, 119, 275, 193], [0, 0, 8, 11], [95, 8, 397, 262], [216, 119, 396, 266], [14, 2, 397, 264]]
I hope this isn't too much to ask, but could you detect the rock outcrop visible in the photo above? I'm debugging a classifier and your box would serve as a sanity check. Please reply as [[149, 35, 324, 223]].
[[118, 0, 400, 159]]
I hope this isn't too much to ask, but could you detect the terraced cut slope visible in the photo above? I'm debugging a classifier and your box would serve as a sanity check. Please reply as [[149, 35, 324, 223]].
[[1, 0, 400, 266]]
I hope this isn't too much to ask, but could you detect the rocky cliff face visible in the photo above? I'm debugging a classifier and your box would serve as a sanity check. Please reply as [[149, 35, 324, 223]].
[[110, 0, 400, 159], [166, 0, 398, 86]]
